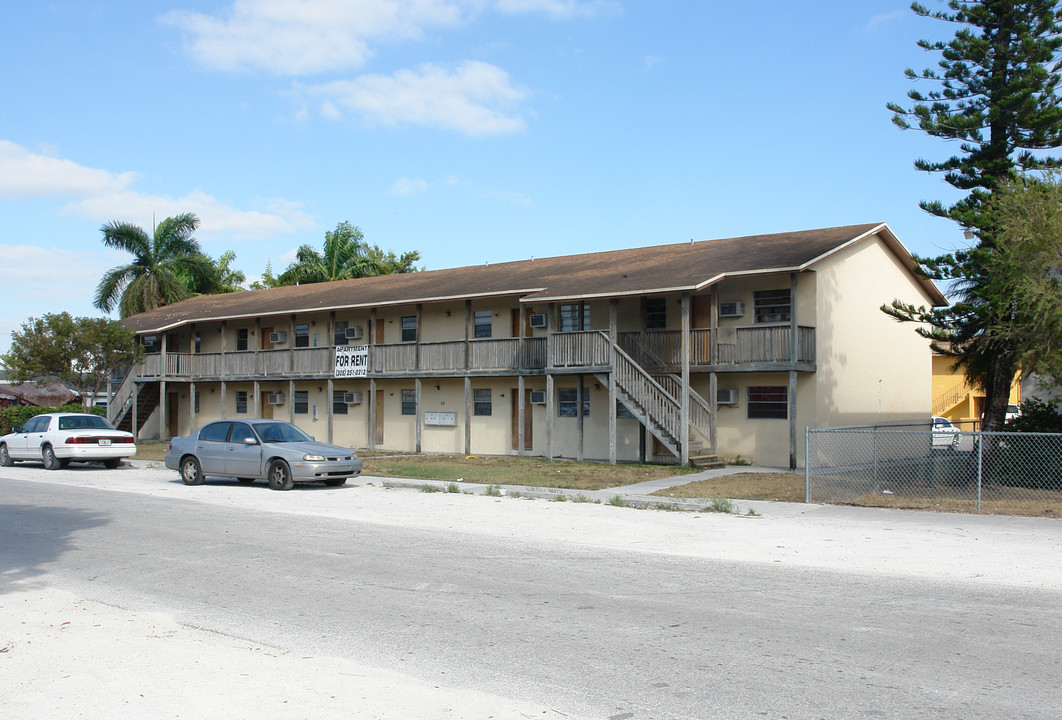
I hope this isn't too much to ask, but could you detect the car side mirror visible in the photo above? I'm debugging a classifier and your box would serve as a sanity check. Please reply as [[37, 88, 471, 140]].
[[13, 426, 22, 433], [243, 437, 259, 445]]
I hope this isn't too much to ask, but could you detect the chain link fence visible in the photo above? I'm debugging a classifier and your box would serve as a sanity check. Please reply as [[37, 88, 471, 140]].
[[806, 423, 1062, 517]]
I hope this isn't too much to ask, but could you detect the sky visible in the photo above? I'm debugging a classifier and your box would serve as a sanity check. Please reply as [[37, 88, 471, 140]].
[[0, 1, 970, 354]]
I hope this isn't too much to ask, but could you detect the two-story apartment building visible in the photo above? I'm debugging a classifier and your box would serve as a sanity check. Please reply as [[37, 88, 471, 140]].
[[113, 223, 945, 469]]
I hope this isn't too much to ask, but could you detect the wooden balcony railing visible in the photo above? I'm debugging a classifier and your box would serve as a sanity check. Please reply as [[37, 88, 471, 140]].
[[133, 327, 813, 381]]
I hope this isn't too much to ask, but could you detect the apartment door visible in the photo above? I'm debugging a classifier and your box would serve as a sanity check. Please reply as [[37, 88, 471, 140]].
[[261, 400, 273, 420], [375, 319, 385, 345], [167, 392, 179, 437], [261, 327, 274, 350], [511, 388, 533, 450], [375, 389, 385, 444], [510, 309, 533, 337], [692, 295, 711, 329]]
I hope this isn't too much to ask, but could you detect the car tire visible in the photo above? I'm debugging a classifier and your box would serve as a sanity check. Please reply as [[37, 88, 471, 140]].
[[103, 458, 121, 469], [42, 445, 62, 471], [180, 456, 204, 486], [0, 444, 13, 467], [322, 478, 347, 487], [267, 459, 294, 491]]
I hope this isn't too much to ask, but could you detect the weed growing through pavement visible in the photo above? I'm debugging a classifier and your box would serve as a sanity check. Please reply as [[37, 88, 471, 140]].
[[572, 492, 596, 503], [551, 492, 569, 502], [483, 484, 502, 497], [421, 484, 439, 493], [705, 497, 735, 514], [746, 507, 759, 516], [654, 502, 682, 512], [446, 482, 460, 493], [607, 494, 627, 507]]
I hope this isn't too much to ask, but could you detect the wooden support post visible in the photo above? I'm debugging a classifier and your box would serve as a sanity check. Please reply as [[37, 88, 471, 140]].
[[680, 293, 691, 466], [546, 374, 554, 461], [159, 333, 168, 441], [415, 377, 423, 453], [710, 285, 719, 454], [608, 299, 618, 465], [789, 272, 799, 470], [369, 378, 377, 451], [288, 379, 295, 424], [518, 374, 526, 456], [577, 374, 584, 462], [464, 376, 472, 456], [327, 377, 334, 444]]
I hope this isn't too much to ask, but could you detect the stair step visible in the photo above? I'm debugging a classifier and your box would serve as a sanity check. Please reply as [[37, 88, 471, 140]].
[[689, 454, 726, 469]]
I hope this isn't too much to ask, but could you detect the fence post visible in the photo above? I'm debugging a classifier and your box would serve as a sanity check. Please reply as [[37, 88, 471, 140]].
[[873, 425, 880, 493], [804, 426, 811, 503], [976, 432, 983, 512]]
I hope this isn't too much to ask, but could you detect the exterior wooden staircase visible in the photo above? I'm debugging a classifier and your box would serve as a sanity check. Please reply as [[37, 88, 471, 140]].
[[108, 368, 159, 435]]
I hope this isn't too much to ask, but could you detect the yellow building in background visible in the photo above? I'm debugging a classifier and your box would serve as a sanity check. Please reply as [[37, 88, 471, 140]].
[[932, 354, 1021, 428]]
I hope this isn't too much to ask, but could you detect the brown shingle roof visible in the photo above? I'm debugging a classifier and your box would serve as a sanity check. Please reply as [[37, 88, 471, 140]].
[[122, 223, 944, 333]]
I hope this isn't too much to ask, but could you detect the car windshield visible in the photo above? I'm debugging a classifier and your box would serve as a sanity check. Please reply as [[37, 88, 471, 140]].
[[58, 415, 114, 431], [255, 422, 313, 444]]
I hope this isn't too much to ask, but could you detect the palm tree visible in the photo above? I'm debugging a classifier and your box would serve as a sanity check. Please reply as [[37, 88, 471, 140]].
[[93, 213, 214, 318], [275, 221, 420, 286]]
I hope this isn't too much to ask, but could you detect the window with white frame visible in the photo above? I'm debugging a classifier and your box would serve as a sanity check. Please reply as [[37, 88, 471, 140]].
[[753, 289, 791, 324], [558, 303, 590, 332], [401, 388, 416, 415], [473, 388, 492, 416], [473, 311, 492, 338], [236, 328, 249, 351], [747, 386, 787, 419], [333, 390, 348, 415], [558, 387, 590, 417], [236, 390, 248, 414], [401, 316, 417, 342]]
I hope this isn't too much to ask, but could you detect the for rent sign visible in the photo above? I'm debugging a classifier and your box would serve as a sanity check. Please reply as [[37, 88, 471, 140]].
[[334, 345, 368, 378]]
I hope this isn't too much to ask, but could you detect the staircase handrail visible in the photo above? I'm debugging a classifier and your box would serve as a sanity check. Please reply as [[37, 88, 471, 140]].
[[108, 367, 137, 427], [605, 333, 682, 443]]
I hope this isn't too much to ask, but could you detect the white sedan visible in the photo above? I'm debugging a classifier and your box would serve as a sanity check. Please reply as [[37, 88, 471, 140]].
[[0, 412, 137, 469]]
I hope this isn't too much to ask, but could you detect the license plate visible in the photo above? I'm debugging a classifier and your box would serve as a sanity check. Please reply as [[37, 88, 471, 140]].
[[98, 439, 111, 446]]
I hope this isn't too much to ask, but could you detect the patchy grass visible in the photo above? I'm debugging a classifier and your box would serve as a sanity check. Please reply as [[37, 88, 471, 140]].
[[362, 454, 695, 491], [132, 442, 168, 462], [653, 472, 804, 502]]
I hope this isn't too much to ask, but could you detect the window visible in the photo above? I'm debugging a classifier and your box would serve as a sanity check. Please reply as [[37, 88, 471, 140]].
[[645, 297, 667, 329], [747, 386, 788, 419], [754, 289, 791, 324], [334, 320, 348, 346], [401, 316, 417, 342], [194, 391, 200, 413], [473, 310, 492, 339], [194, 333, 201, 353], [558, 388, 590, 417], [333, 391, 348, 415], [294, 323, 310, 348], [229, 422, 256, 444], [558, 303, 590, 332], [142, 335, 159, 353], [294, 390, 309, 414], [616, 400, 636, 419], [236, 328, 248, 351], [401, 389, 416, 415], [473, 388, 492, 416], [199, 422, 231, 442], [235, 391, 248, 414]]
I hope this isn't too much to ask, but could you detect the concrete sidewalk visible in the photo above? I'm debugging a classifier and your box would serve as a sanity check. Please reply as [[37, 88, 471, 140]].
[[377, 462, 796, 513]]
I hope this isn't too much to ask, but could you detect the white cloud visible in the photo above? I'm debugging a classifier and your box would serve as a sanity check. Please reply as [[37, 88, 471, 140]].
[[0, 140, 138, 198], [162, 0, 464, 75], [306, 61, 527, 135], [867, 10, 906, 30], [161, 0, 609, 75], [391, 177, 430, 195], [0, 141, 314, 239]]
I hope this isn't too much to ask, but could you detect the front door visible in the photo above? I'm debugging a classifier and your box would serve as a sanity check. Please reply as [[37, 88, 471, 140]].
[[168, 392, 179, 437], [261, 327, 274, 350], [511, 388, 533, 450], [510, 309, 533, 338]]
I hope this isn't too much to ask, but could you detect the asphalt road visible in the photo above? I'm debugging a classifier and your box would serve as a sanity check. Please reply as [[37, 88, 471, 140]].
[[2, 474, 1061, 719]]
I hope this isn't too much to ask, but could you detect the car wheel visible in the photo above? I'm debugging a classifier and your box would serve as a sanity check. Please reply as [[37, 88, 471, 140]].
[[322, 478, 347, 487], [103, 458, 121, 469], [267, 459, 294, 491], [0, 444, 13, 467], [180, 456, 204, 486], [42, 445, 62, 471]]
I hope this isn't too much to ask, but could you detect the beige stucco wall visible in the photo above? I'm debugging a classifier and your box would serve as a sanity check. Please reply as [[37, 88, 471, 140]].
[[811, 234, 936, 430]]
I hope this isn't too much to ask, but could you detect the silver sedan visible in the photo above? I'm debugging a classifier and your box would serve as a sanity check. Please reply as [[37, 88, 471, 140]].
[[164, 419, 362, 490]]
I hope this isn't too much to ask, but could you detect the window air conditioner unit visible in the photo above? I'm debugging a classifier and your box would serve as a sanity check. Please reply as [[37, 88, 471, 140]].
[[343, 391, 363, 405], [719, 302, 745, 318], [267, 393, 286, 405], [528, 313, 547, 329], [716, 388, 738, 405], [268, 331, 288, 344], [344, 326, 364, 340], [529, 390, 547, 404]]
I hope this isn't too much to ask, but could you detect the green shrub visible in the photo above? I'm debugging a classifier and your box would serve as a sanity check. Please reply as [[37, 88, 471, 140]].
[[0, 402, 103, 434], [1006, 398, 1062, 433]]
